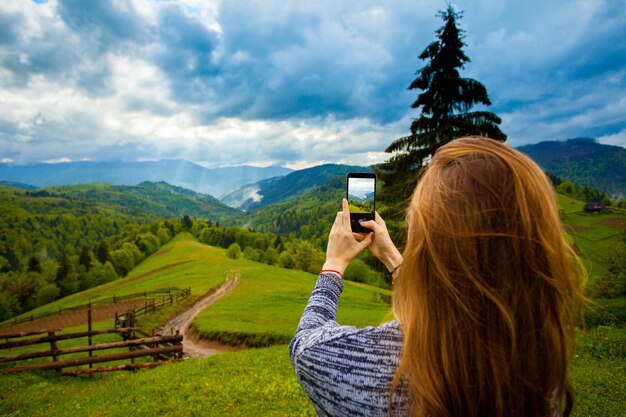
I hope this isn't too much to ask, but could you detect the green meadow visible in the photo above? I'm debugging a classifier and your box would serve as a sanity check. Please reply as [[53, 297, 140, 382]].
[[557, 194, 626, 282]]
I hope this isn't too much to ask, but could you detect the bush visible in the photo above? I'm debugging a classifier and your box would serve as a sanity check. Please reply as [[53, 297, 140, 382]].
[[264, 248, 278, 265], [278, 251, 295, 269], [344, 259, 388, 288], [226, 243, 242, 260]]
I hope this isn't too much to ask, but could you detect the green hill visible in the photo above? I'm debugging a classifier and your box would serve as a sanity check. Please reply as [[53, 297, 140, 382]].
[[518, 138, 626, 198], [39, 182, 243, 223], [222, 163, 370, 211]]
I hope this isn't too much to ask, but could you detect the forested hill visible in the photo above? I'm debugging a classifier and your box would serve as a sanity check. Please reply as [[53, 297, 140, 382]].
[[0, 180, 37, 190], [517, 138, 626, 198], [222, 163, 372, 211], [3, 182, 242, 223]]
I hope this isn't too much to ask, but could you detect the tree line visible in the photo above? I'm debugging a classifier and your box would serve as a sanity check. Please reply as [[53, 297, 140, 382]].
[[0, 209, 179, 321], [0, 211, 388, 322]]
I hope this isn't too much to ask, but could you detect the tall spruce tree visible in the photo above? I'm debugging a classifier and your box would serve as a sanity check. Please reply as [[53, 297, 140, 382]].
[[377, 6, 506, 217]]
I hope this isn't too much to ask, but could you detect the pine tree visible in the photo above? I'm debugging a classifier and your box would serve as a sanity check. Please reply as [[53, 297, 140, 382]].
[[78, 245, 93, 271], [27, 256, 42, 273], [95, 240, 113, 265], [377, 6, 506, 217]]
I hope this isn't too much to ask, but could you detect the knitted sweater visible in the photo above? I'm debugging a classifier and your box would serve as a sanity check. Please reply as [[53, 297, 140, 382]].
[[289, 273, 409, 416]]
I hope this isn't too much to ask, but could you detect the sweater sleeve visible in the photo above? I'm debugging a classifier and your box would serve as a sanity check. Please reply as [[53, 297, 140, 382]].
[[289, 273, 408, 417]]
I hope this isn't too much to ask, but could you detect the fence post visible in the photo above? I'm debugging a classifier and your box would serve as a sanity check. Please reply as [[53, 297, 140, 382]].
[[49, 331, 60, 374], [88, 302, 93, 378], [175, 329, 182, 359], [151, 328, 158, 362]]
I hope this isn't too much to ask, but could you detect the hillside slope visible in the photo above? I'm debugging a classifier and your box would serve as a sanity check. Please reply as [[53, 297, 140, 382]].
[[517, 138, 626, 198], [222, 163, 371, 210], [28, 182, 242, 223]]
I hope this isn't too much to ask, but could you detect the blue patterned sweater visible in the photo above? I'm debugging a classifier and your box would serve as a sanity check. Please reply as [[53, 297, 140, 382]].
[[289, 273, 409, 416]]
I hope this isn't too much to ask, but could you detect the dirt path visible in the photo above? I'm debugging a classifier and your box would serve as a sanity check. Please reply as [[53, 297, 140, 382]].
[[159, 273, 240, 358]]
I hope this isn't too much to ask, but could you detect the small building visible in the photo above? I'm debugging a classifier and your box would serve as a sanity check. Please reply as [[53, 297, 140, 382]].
[[584, 202, 605, 213]]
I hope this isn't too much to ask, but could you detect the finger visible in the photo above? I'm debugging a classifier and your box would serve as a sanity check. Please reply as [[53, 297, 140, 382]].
[[358, 233, 374, 250], [341, 198, 350, 229], [353, 232, 367, 241], [375, 211, 385, 224], [359, 219, 381, 233], [331, 212, 342, 232]]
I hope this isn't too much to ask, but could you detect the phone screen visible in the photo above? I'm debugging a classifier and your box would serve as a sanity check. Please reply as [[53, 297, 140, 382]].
[[347, 174, 376, 233]]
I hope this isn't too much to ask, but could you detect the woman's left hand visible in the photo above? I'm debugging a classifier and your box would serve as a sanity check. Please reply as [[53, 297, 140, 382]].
[[322, 198, 373, 274]]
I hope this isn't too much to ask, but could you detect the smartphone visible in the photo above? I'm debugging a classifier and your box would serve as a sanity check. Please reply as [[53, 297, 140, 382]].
[[346, 172, 376, 234]]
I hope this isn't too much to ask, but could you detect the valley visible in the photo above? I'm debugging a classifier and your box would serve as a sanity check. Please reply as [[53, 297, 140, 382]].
[[0, 150, 624, 416]]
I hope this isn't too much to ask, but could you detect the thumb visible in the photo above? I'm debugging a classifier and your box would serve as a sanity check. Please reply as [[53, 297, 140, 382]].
[[359, 220, 381, 233]]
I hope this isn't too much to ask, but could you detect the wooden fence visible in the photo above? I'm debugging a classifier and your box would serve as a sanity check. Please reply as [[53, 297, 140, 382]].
[[115, 287, 191, 329], [0, 287, 189, 329], [0, 327, 183, 375]]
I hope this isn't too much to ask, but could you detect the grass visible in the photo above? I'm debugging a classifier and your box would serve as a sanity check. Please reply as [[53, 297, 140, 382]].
[[556, 194, 626, 285], [1, 232, 624, 416], [190, 257, 391, 347], [0, 345, 314, 417], [0, 327, 624, 416]]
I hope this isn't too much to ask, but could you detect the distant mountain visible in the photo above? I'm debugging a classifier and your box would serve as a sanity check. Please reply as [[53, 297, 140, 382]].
[[0, 160, 292, 198], [222, 164, 372, 211], [2, 181, 243, 224], [0, 180, 36, 190], [517, 138, 626, 198]]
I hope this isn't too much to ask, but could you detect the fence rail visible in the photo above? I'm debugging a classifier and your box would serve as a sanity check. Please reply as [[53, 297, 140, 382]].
[[0, 287, 189, 329], [0, 327, 183, 375], [115, 287, 191, 328]]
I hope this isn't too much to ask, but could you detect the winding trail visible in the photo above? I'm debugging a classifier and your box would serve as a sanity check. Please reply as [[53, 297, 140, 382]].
[[159, 272, 240, 358]]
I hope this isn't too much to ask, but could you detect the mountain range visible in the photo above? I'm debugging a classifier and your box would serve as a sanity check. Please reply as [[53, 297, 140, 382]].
[[0, 160, 291, 198], [0, 139, 623, 205]]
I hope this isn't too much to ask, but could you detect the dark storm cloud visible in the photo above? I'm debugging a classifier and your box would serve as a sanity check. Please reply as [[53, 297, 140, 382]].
[[153, 4, 220, 104], [56, 0, 149, 45]]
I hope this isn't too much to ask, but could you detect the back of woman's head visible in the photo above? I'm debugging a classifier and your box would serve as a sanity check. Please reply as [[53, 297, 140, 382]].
[[391, 137, 584, 417]]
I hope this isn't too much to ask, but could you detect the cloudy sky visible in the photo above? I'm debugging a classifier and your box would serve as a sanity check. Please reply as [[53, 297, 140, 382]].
[[0, 0, 624, 168]]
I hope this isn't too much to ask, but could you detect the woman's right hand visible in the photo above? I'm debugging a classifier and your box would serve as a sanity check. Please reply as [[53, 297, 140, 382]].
[[359, 212, 403, 273]]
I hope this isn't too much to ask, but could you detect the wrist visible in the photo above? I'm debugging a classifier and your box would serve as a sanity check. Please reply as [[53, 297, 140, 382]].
[[322, 260, 348, 276], [383, 250, 403, 273]]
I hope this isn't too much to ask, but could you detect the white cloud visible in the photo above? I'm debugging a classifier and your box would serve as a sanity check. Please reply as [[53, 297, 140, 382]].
[[597, 129, 626, 148], [43, 157, 72, 163]]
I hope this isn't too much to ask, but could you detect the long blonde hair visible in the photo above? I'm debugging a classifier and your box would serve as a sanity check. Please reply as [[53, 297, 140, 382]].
[[391, 137, 585, 417]]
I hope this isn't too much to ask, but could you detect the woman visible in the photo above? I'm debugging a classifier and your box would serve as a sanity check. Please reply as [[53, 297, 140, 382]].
[[289, 137, 585, 417]]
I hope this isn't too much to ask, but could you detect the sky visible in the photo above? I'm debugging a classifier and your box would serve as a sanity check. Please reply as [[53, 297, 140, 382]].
[[348, 177, 375, 199], [0, 0, 624, 169]]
